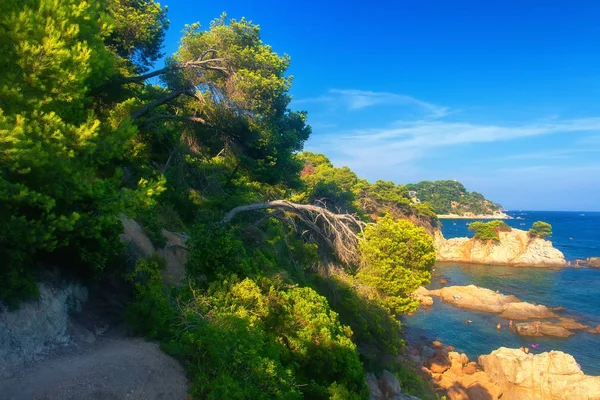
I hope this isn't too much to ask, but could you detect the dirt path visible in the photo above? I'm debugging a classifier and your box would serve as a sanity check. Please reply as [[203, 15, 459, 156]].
[[0, 337, 188, 400]]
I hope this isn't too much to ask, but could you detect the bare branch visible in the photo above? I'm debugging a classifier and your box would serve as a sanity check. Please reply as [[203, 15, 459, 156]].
[[120, 57, 227, 85], [131, 89, 188, 120], [223, 200, 368, 265]]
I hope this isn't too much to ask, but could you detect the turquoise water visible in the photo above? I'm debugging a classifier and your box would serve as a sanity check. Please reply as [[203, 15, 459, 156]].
[[404, 211, 600, 375]]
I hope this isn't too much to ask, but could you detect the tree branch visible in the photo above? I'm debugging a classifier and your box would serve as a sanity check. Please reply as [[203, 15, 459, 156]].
[[223, 200, 367, 265], [120, 57, 226, 84], [131, 89, 188, 120], [138, 114, 206, 126]]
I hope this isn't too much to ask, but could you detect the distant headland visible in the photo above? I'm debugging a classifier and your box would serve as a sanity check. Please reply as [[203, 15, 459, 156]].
[[406, 180, 505, 218]]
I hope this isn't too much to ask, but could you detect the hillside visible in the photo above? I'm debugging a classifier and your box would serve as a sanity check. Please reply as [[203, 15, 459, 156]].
[[406, 180, 504, 217]]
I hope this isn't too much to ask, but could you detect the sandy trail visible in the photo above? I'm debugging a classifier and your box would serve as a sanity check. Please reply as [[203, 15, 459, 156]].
[[0, 337, 188, 400]]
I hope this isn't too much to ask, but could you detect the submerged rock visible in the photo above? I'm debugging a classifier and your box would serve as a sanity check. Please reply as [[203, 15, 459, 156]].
[[434, 229, 567, 267], [479, 347, 600, 400]]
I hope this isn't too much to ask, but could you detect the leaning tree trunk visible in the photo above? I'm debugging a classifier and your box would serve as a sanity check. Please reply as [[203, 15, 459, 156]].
[[223, 200, 367, 265]]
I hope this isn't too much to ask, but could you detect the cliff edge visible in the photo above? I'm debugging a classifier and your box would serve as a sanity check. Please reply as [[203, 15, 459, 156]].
[[434, 228, 566, 266]]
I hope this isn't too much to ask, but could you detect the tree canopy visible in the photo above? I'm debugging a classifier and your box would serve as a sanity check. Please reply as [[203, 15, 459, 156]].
[[529, 221, 552, 239], [406, 180, 503, 215]]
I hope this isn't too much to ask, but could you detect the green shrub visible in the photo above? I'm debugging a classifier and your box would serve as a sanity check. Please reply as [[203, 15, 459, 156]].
[[127, 264, 368, 399], [357, 216, 435, 315], [469, 220, 511, 242], [529, 221, 552, 239]]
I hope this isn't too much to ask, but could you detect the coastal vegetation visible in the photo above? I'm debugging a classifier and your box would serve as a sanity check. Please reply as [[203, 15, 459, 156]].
[[468, 220, 512, 242], [0, 1, 438, 398], [529, 221, 553, 239], [406, 180, 503, 216]]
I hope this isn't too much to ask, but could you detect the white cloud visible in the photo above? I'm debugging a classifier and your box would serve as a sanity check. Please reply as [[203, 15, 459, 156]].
[[306, 117, 600, 178], [293, 89, 450, 118]]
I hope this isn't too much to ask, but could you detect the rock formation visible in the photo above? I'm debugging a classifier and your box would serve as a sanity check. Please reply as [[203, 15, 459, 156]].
[[416, 285, 557, 319], [434, 229, 567, 267], [405, 341, 600, 400], [0, 282, 88, 378], [479, 347, 600, 400], [366, 370, 422, 400], [120, 215, 189, 285]]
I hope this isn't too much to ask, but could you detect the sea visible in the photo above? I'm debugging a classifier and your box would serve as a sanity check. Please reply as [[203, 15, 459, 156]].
[[404, 211, 600, 375]]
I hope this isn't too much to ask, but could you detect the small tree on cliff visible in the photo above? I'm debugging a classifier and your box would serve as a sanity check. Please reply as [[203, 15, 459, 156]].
[[469, 220, 511, 242], [529, 221, 552, 239]]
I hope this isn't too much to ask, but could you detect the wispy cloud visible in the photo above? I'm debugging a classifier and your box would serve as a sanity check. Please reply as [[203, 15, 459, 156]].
[[306, 117, 600, 176], [293, 89, 450, 118], [491, 147, 600, 161]]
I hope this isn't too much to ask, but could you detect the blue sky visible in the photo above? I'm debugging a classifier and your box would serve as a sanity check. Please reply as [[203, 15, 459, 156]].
[[161, 0, 600, 211]]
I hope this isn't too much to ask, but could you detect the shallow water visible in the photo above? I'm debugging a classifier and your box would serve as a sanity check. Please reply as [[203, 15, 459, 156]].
[[404, 263, 600, 375]]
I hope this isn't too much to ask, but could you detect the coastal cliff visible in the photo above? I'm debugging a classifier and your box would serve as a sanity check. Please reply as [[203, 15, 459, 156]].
[[434, 228, 567, 266], [437, 211, 510, 219]]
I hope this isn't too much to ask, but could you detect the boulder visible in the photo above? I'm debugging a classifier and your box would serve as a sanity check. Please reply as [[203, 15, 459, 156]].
[[428, 353, 451, 374], [556, 317, 589, 330], [381, 370, 403, 396], [479, 347, 600, 400], [366, 372, 383, 400], [587, 257, 600, 268], [420, 346, 435, 361], [515, 322, 574, 338], [412, 286, 434, 307], [367, 370, 422, 400], [499, 302, 556, 320], [120, 215, 188, 285], [587, 325, 600, 334], [425, 285, 518, 314], [0, 282, 88, 378], [463, 362, 478, 375]]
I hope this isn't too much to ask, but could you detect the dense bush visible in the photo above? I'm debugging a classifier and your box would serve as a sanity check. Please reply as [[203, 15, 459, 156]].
[[127, 260, 368, 399], [469, 220, 511, 242], [529, 221, 552, 239], [357, 216, 435, 315]]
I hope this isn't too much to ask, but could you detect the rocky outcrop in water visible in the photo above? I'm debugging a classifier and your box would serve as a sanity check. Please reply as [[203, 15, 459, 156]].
[[416, 285, 557, 319], [434, 229, 567, 267], [479, 347, 600, 400]]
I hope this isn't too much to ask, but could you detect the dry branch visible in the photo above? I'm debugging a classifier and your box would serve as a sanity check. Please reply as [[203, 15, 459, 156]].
[[223, 200, 367, 265]]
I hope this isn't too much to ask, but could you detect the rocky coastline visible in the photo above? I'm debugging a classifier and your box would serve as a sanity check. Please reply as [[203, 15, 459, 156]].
[[402, 339, 600, 400], [413, 284, 597, 338], [433, 228, 567, 267]]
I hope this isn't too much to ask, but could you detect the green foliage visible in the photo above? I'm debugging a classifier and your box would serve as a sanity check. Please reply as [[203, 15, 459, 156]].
[[127, 266, 368, 399], [406, 180, 502, 215], [357, 216, 435, 315], [294, 152, 438, 228], [106, 0, 170, 73], [529, 221, 552, 239], [311, 273, 404, 369], [0, 0, 150, 305], [125, 255, 174, 338], [469, 220, 511, 242]]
